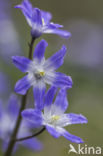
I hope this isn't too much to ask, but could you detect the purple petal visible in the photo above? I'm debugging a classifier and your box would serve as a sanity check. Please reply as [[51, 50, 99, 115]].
[[14, 75, 31, 95], [67, 113, 88, 125], [7, 94, 19, 116], [32, 8, 42, 26], [44, 86, 56, 108], [44, 45, 67, 70], [62, 129, 84, 144], [15, 0, 32, 26], [53, 89, 68, 114], [33, 83, 46, 110], [22, 138, 43, 151], [43, 26, 71, 38], [22, 109, 42, 127], [31, 8, 43, 38], [48, 23, 63, 28], [41, 10, 52, 25], [12, 56, 31, 73], [53, 72, 73, 88], [33, 39, 48, 62], [46, 125, 61, 138], [54, 113, 87, 127]]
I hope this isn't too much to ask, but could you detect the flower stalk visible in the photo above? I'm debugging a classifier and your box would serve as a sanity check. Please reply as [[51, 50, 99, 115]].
[[15, 127, 45, 142], [4, 37, 35, 156]]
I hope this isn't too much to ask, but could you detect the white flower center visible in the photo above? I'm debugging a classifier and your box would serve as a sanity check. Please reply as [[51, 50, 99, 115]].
[[51, 115, 60, 122], [43, 114, 60, 126]]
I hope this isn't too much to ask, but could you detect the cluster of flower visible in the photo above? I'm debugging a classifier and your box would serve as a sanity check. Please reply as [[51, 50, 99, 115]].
[[0, 0, 88, 155]]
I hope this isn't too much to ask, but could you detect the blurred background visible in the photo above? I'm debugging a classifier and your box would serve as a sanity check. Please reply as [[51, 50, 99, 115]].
[[0, 0, 103, 156]]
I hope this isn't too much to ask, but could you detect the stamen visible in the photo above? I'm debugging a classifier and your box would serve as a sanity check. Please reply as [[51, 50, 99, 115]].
[[34, 71, 45, 80], [42, 18, 45, 25], [52, 115, 60, 121], [39, 71, 45, 76]]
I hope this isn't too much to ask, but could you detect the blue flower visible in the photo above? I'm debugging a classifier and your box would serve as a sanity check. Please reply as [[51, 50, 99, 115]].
[[22, 87, 88, 144], [12, 39, 73, 109], [15, 0, 71, 38], [0, 94, 42, 152]]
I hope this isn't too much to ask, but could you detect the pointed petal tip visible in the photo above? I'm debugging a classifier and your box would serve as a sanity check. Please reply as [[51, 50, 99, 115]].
[[61, 45, 67, 51], [34, 7, 41, 11], [14, 76, 30, 95], [33, 7, 41, 14], [78, 139, 84, 144], [12, 55, 19, 61], [12, 56, 16, 61], [14, 83, 27, 95], [79, 114, 88, 124], [14, 87, 26, 95], [40, 39, 48, 47], [64, 31, 72, 38], [68, 76, 73, 84], [14, 5, 22, 9]]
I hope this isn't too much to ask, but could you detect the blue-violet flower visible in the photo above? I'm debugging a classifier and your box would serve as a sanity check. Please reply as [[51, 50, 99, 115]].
[[12, 39, 72, 109], [15, 0, 71, 38], [22, 87, 88, 143]]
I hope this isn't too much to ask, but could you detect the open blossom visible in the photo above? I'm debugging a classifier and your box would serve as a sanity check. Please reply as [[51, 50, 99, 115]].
[[12, 39, 72, 109], [22, 87, 88, 143], [0, 94, 42, 152], [15, 0, 71, 38]]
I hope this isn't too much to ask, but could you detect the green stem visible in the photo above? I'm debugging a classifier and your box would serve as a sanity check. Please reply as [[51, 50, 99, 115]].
[[4, 37, 35, 156]]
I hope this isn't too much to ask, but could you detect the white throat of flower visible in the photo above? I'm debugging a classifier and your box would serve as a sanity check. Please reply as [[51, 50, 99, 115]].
[[28, 59, 46, 84], [43, 113, 60, 126]]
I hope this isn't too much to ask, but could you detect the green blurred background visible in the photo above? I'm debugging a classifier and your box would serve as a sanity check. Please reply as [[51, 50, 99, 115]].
[[0, 0, 103, 156]]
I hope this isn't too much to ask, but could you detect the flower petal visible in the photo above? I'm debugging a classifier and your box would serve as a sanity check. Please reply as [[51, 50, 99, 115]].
[[44, 45, 67, 70], [54, 113, 87, 128], [67, 113, 88, 125], [41, 10, 52, 25], [33, 82, 46, 110], [32, 8, 42, 26], [31, 8, 43, 38], [44, 86, 57, 115], [44, 86, 56, 107], [33, 39, 48, 62], [46, 125, 61, 138], [55, 114, 70, 127], [21, 138, 43, 151], [43, 26, 71, 38], [57, 127, 84, 144], [14, 75, 31, 95], [62, 130, 84, 144], [15, 0, 32, 26], [22, 109, 42, 127], [53, 72, 73, 88], [48, 23, 63, 28], [12, 56, 31, 73], [7, 94, 19, 117], [52, 89, 68, 115]]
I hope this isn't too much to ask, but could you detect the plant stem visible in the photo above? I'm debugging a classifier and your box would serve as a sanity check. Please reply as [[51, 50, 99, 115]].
[[28, 37, 35, 59], [15, 127, 45, 142], [4, 37, 35, 156]]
